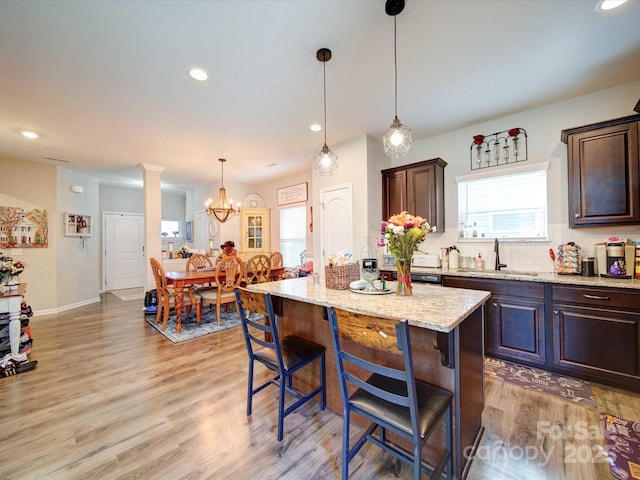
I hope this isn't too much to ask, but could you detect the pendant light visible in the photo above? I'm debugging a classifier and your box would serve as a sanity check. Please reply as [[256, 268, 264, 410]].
[[383, 0, 412, 159], [314, 48, 338, 175], [205, 158, 240, 223]]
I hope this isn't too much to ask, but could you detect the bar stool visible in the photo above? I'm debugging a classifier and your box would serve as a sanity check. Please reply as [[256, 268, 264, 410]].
[[327, 305, 453, 480], [235, 287, 326, 441]]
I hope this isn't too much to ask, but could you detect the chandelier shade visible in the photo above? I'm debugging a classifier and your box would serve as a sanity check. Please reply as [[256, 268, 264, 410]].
[[314, 47, 337, 175], [205, 158, 239, 223], [383, 0, 412, 159]]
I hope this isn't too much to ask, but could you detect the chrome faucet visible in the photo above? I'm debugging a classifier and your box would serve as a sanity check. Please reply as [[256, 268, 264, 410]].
[[494, 238, 507, 271]]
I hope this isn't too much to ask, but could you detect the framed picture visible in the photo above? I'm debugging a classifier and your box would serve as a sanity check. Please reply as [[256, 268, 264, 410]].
[[277, 182, 308, 206], [185, 221, 193, 242]]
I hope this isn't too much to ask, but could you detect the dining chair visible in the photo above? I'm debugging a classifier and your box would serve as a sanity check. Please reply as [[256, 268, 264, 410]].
[[234, 286, 326, 441], [186, 253, 216, 292], [269, 251, 285, 280], [327, 305, 453, 480], [245, 254, 271, 285], [149, 258, 200, 331], [199, 255, 244, 325]]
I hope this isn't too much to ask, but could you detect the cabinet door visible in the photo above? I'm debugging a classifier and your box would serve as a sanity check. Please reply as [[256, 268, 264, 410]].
[[552, 304, 640, 385], [487, 295, 546, 364], [568, 121, 640, 226], [382, 169, 406, 220], [407, 163, 440, 228], [241, 208, 270, 255]]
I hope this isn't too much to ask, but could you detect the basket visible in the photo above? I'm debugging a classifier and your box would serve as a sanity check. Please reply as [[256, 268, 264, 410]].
[[325, 262, 360, 290]]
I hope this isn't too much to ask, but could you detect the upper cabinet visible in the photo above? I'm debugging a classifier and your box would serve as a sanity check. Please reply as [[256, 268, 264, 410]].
[[381, 158, 447, 231], [239, 208, 270, 260], [562, 114, 640, 227]]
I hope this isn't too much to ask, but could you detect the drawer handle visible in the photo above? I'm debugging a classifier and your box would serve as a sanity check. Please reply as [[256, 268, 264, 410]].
[[583, 294, 610, 300]]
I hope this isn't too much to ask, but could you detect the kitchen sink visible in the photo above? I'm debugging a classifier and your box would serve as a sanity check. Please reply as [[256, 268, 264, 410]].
[[495, 270, 539, 277]]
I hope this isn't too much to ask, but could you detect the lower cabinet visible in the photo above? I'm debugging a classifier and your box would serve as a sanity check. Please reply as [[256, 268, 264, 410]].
[[443, 276, 640, 392], [552, 285, 640, 390], [489, 295, 546, 365], [443, 276, 546, 364]]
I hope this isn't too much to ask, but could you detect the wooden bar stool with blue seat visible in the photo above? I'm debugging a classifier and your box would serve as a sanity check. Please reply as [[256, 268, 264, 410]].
[[327, 305, 453, 480], [234, 286, 326, 441]]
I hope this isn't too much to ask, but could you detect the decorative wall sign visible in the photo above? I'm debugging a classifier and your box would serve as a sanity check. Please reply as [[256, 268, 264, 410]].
[[470, 127, 528, 170], [0, 206, 48, 248], [277, 182, 308, 206]]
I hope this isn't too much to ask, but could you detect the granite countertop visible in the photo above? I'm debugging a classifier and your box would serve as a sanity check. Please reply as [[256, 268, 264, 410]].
[[382, 265, 640, 290], [248, 276, 490, 333]]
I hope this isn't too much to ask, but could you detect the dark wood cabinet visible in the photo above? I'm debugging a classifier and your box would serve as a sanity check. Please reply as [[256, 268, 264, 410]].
[[443, 275, 640, 392], [443, 276, 546, 364], [551, 285, 640, 390], [562, 114, 640, 227], [382, 158, 446, 231]]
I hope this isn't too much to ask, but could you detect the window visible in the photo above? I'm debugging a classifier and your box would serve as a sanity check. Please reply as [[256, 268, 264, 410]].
[[456, 163, 549, 241], [161, 220, 181, 238], [280, 205, 307, 267]]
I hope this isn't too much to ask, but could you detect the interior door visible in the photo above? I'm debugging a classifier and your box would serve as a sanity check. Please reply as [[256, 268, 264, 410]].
[[104, 212, 145, 291], [320, 183, 353, 266]]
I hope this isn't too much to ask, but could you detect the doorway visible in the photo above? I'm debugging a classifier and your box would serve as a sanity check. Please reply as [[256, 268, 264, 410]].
[[103, 212, 145, 291], [320, 183, 353, 266]]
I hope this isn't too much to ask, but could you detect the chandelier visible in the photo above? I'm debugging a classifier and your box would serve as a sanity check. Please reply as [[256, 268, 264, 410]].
[[205, 158, 240, 223], [314, 48, 338, 175], [383, 0, 412, 159]]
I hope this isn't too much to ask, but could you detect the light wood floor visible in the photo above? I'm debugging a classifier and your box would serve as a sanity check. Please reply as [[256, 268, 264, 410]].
[[1, 294, 638, 479]]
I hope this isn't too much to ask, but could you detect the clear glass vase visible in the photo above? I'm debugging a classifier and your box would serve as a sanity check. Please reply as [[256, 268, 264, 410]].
[[395, 258, 413, 296]]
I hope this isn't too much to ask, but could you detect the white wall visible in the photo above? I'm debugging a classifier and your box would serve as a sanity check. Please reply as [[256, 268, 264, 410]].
[[56, 167, 101, 311], [394, 80, 640, 272]]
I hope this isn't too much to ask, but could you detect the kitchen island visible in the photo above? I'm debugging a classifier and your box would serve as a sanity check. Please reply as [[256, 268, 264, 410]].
[[249, 277, 490, 479]]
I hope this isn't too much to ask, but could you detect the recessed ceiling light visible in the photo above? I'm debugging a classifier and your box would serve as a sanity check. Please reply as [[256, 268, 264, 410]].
[[189, 68, 208, 81], [310, 124, 322, 132], [21, 130, 39, 139], [596, 0, 628, 11]]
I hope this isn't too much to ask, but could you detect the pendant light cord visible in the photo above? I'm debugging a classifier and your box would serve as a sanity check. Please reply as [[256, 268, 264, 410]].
[[323, 56, 328, 146], [393, 16, 398, 118]]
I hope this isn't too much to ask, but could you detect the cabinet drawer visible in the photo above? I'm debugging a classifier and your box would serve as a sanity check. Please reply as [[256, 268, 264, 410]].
[[444, 276, 544, 299], [552, 285, 640, 310]]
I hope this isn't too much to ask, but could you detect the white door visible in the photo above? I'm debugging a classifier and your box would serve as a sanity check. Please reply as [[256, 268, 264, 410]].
[[320, 183, 353, 266], [104, 212, 145, 291]]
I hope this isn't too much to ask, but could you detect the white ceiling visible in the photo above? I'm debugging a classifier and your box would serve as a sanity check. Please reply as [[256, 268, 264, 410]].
[[1, 0, 639, 192]]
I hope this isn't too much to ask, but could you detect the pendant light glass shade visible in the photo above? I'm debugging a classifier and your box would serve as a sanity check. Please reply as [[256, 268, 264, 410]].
[[383, 116, 412, 158], [314, 48, 337, 175], [383, 3, 411, 159], [205, 158, 240, 223], [314, 143, 338, 175]]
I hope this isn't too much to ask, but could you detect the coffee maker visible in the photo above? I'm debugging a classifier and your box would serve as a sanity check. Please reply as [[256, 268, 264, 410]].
[[595, 238, 635, 278]]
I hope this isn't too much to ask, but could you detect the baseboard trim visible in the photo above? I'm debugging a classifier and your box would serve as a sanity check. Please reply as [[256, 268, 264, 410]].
[[34, 296, 102, 317]]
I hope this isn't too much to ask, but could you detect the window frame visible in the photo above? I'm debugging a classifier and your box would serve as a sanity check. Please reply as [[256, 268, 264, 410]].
[[455, 162, 550, 242], [279, 204, 307, 267]]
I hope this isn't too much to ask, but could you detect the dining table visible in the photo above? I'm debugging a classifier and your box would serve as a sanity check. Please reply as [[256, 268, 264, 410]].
[[165, 266, 286, 333]]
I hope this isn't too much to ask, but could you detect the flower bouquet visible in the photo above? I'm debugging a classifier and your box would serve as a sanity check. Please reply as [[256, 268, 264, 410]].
[[0, 253, 24, 287], [379, 211, 436, 296]]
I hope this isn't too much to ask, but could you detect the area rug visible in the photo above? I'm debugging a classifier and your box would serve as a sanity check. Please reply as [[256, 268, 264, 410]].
[[484, 357, 596, 407], [144, 307, 259, 343], [110, 287, 145, 301], [600, 412, 640, 479]]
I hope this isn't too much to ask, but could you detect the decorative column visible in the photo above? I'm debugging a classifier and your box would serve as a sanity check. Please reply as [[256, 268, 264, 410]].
[[139, 163, 166, 291]]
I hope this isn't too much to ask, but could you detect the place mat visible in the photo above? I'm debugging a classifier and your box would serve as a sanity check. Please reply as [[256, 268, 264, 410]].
[[484, 357, 596, 407], [144, 306, 260, 343], [600, 412, 640, 479]]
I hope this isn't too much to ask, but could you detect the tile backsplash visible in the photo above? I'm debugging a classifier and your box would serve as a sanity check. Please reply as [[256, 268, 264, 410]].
[[425, 224, 640, 273]]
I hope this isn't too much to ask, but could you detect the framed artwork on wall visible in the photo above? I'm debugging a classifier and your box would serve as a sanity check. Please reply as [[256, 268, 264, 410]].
[[0, 206, 48, 248], [185, 221, 193, 242]]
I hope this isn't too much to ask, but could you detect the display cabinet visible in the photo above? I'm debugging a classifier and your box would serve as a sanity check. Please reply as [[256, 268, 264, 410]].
[[239, 208, 270, 260]]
